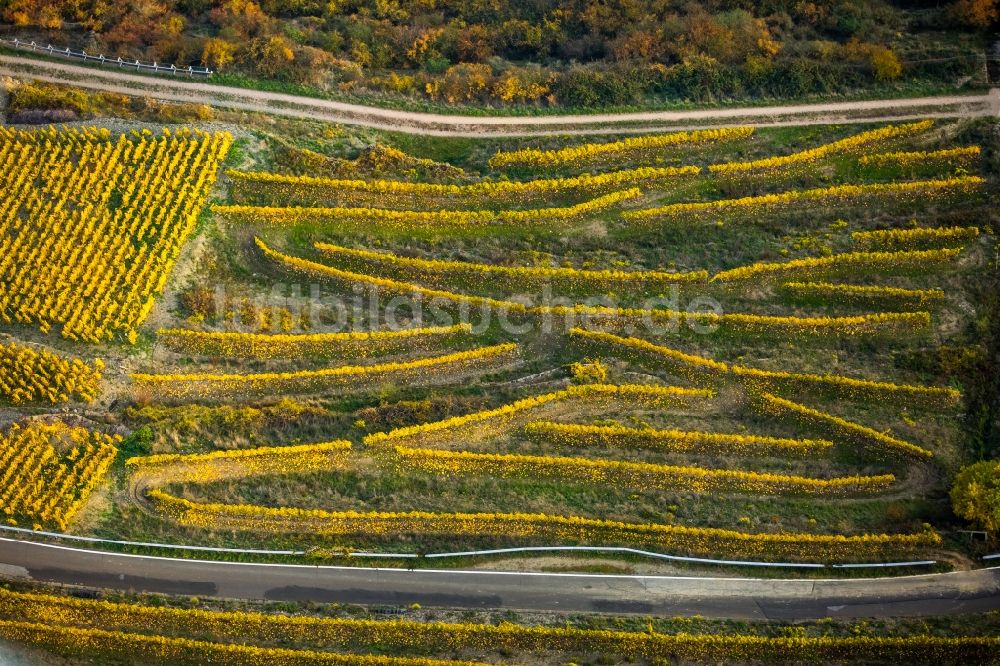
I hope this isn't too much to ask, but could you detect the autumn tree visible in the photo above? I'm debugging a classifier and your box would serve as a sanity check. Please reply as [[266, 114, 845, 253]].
[[870, 46, 903, 82], [456, 25, 493, 63], [492, 66, 551, 104], [952, 0, 999, 27], [951, 460, 1000, 533], [433, 63, 492, 103], [2, 0, 65, 28], [37, 4, 63, 28], [254, 35, 295, 78], [406, 28, 444, 68], [610, 31, 664, 63], [209, 0, 272, 40], [202, 37, 236, 71]]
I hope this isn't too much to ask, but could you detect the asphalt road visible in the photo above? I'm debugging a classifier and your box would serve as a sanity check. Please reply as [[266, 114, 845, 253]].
[[1, 53, 998, 136], [2, 539, 999, 619]]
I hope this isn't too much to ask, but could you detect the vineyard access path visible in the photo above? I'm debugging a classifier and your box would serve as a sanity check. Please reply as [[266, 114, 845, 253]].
[[1, 54, 999, 137], [1, 538, 999, 619]]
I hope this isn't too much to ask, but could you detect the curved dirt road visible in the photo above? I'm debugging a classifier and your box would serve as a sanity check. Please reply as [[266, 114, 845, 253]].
[[1, 53, 998, 137]]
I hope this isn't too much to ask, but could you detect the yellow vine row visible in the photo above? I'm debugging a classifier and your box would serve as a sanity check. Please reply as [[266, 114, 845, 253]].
[[489, 127, 754, 168], [226, 165, 699, 207], [569, 327, 728, 384], [0, 126, 232, 343], [314, 241, 708, 295], [569, 328, 960, 412], [130, 343, 520, 400], [858, 145, 981, 169], [261, 239, 931, 339], [0, 340, 104, 404], [752, 392, 933, 461], [214, 188, 639, 231], [364, 384, 713, 448], [156, 323, 473, 360], [0, 620, 483, 666], [2, 588, 996, 662], [147, 489, 938, 562], [127, 441, 352, 487], [623, 176, 984, 224], [523, 421, 832, 456], [0, 421, 120, 530], [851, 226, 979, 252], [710, 248, 961, 283], [391, 445, 890, 496], [707, 121, 934, 175], [778, 282, 946, 310]]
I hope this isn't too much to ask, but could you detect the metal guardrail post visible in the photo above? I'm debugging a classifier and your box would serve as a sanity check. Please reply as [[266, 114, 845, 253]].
[[0, 524, 945, 570], [2, 38, 213, 76]]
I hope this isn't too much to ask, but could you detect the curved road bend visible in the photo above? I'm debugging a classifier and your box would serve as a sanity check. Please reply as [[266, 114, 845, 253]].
[[1, 539, 999, 619], [1, 54, 998, 137]]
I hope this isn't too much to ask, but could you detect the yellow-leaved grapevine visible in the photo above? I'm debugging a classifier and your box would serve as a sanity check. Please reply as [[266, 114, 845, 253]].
[[157, 323, 473, 360], [523, 421, 833, 456], [0, 420, 119, 530], [391, 445, 891, 496], [489, 127, 754, 168], [624, 177, 983, 224], [0, 126, 232, 343], [708, 121, 933, 176], [0, 340, 103, 404], [851, 226, 979, 251], [131, 343, 520, 400]]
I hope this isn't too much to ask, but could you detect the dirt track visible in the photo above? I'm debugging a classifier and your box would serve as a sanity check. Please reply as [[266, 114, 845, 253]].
[[1, 53, 998, 136]]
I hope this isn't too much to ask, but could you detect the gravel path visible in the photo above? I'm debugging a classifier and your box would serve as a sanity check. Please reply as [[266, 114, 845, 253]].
[[1, 54, 998, 137]]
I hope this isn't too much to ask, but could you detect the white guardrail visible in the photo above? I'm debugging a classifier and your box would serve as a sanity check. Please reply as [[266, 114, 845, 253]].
[[1, 38, 213, 77], [0, 524, 942, 570]]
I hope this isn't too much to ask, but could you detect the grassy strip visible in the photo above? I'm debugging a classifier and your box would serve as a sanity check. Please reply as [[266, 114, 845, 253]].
[[261, 239, 931, 339], [146, 488, 938, 562], [777, 282, 947, 310], [752, 392, 933, 461], [314, 241, 707, 296], [623, 177, 984, 225], [569, 328, 959, 412], [215, 188, 639, 232], [391, 445, 893, 496], [710, 248, 961, 283]]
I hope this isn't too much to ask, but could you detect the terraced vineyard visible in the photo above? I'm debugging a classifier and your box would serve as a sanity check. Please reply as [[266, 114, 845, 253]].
[[0, 118, 997, 578], [1, 586, 998, 665]]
